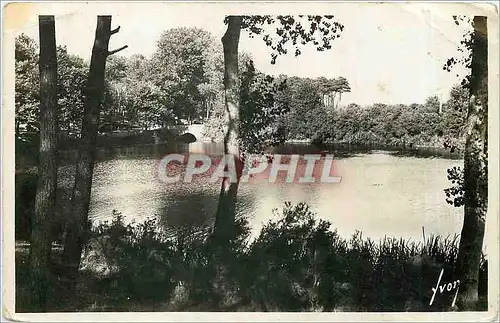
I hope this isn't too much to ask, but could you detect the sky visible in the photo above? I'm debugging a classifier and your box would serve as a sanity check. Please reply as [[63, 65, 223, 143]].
[[7, 2, 479, 106]]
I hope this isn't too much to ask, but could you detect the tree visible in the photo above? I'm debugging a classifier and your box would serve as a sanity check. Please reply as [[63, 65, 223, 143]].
[[152, 28, 222, 123], [202, 60, 289, 147], [332, 76, 351, 109], [125, 79, 167, 129], [286, 77, 326, 141], [212, 15, 344, 241], [15, 35, 89, 138], [239, 60, 289, 154], [198, 41, 225, 122], [62, 16, 128, 279], [101, 55, 128, 126], [28, 15, 58, 311], [444, 15, 488, 310], [212, 16, 243, 242], [202, 52, 259, 142], [316, 77, 336, 109], [424, 94, 441, 113], [101, 54, 171, 130], [15, 34, 39, 135], [202, 99, 226, 141], [56, 46, 88, 136], [100, 29, 224, 130], [316, 76, 351, 109]]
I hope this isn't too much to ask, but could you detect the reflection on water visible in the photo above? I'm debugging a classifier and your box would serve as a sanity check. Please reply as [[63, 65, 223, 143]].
[[58, 142, 464, 242]]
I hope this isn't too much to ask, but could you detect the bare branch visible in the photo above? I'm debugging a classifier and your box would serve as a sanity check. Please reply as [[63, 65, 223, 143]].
[[107, 45, 128, 56], [110, 26, 121, 35]]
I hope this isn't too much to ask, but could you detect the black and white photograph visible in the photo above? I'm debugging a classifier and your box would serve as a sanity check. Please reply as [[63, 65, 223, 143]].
[[1, 1, 499, 321]]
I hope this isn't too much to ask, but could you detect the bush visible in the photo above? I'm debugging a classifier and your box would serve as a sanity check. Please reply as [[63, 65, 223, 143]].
[[84, 211, 224, 308], [84, 212, 178, 305], [35, 203, 486, 312], [243, 202, 341, 311], [239, 203, 484, 312]]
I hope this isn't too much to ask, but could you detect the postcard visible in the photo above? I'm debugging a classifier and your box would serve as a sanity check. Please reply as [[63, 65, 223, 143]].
[[2, 1, 498, 321]]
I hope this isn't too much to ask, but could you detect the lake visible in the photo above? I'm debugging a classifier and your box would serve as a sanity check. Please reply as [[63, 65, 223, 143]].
[[58, 142, 464, 242]]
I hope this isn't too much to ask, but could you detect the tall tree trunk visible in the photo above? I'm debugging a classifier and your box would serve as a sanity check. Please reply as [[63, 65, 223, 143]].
[[62, 16, 127, 278], [28, 15, 58, 312], [455, 16, 488, 310], [212, 16, 243, 243]]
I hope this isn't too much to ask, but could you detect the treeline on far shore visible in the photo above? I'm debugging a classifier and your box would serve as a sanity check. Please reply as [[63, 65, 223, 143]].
[[203, 78, 467, 152], [16, 28, 467, 169]]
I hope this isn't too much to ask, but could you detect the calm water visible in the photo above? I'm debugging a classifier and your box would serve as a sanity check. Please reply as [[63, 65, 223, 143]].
[[59, 143, 464, 242]]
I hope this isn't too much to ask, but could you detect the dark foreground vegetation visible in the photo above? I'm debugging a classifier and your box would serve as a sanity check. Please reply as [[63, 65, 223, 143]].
[[16, 203, 488, 312]]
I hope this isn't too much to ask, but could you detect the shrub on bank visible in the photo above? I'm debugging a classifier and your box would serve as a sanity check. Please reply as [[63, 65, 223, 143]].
[[71, 203, 487, 312], [82, 212, 178, 306], [82, 211, 220, 308]]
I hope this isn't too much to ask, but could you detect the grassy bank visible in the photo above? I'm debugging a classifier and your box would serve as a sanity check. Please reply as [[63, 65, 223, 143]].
[[15, 203, 488, 312]]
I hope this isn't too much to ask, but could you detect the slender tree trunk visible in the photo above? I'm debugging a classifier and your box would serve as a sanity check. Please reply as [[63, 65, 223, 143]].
[[454, 16, 488, 310], [28, 15, 58, 311], [212, 16, 243, 243], [62, 16, 127, 278]]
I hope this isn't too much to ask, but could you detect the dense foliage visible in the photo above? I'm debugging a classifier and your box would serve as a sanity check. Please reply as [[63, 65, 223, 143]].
[[15, 36, 88, 136], [16, 203, 487, 311], [275, 79, 467, 149], [203, 73, 467, 150], [16, 28, 467, 152], [15, 28, 223, 136]]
